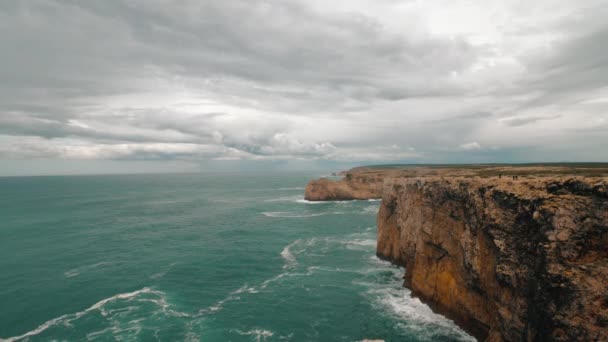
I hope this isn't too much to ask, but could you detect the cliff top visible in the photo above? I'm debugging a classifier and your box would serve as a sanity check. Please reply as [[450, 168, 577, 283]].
[[342, 164, 608, 179], [306, 164, 608, 202]]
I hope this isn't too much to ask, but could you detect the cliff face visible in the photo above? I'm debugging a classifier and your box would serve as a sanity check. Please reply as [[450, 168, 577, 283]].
[[304, 171, 385, 201], [377, 177, 608, 341]]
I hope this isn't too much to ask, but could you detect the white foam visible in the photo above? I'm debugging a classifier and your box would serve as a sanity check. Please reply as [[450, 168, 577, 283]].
[[234, 329, 274, 342], [204, 295, 235, 313], [263, 195, 302, 203], [280, 240, 300, 269], [85, 327, 113, 340], [346, 239, 377, 246], [64, 262, 109, 278], [276, 187, 305, 190], [295, 199, 333, 204], [262, 211, 336, 218], [347, 230, 375, 239], [360, 257, 475, 341], [197, 261, 322, 318], [305, 237, 319, 246], [233, 284, 259, 294], [259, 267, 318, 290], [259, 272, 290, 290], [199, 283, 260, 315], [361, 205, 380, 215], [84, 318, 145, 341], [373, 288, 475, 341], [1, 288, 163, 342]]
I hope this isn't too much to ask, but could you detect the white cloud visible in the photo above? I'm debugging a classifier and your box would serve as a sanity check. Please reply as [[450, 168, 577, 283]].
[[459, 142, 481, 150], [1, 0, 608, 170]]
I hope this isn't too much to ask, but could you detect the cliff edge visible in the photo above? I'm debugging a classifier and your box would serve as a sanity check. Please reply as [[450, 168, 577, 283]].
[[377, 177, 607, 341], [306, 165, 608, 341], [304, 169, 386, 201]]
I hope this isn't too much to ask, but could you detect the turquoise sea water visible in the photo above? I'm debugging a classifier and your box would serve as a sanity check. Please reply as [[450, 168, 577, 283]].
[[0, 172, 473, 341]]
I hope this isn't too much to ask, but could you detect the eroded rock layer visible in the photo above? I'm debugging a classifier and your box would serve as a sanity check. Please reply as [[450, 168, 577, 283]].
[[376, 177, 608, 341], [304, 170, 386, 201]]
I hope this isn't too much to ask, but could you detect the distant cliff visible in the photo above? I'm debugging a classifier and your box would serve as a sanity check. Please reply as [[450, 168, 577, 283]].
[[304, 170, 385, 201], [306, 166, 608, 341]]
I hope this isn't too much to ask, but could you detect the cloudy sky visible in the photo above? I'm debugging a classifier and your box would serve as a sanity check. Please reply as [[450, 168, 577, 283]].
[[1, 0, 608, 175]]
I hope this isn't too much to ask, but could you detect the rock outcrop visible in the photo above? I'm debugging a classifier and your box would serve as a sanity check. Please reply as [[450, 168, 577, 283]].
[[377, 177, 608, 341], [304, 170, 386, 201], [306, 165, 608, 341]]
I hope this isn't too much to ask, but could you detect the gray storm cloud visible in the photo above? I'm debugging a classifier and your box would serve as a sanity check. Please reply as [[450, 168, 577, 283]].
[[1, 0, 607, 171]]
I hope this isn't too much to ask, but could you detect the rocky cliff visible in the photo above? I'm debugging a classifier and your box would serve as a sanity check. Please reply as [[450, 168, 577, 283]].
[[306, 165, 608, 341], [304, 170, 386, 201], [377, 177, 608, 341]]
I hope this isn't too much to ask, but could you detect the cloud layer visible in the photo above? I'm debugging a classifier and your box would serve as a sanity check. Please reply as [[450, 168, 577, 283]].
[[1, 0, 608, 170]]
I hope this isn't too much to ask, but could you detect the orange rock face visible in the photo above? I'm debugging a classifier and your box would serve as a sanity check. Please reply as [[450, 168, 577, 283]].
[[377, 177, 608, 341], [304, 171, 385, 201], [306, 165, 608, 341]]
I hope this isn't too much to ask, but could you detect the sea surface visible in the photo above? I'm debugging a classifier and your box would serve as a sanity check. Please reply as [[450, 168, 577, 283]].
[[0, 172, 473, 341]]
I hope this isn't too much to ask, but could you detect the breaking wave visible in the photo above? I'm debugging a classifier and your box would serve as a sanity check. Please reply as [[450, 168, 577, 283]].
[[1, 288, 187, 342], [233, 329, 274, 342], [262, 211, 345, 218], [361, 205, 380, 215], [263, 195, 302, 203], [361, 257, 475, 342], [280, 239, 300, 269]]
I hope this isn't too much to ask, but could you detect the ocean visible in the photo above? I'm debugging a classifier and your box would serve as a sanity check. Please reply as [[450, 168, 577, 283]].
[[0, 172, 473, 341]]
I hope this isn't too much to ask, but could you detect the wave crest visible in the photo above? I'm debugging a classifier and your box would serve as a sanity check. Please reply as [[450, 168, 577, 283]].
[[262, 212, 331, 218], [1, 287, 186, 342]]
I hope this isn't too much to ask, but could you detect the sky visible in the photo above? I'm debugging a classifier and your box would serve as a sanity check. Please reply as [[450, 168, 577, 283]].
[[1, 0, 608, 175]]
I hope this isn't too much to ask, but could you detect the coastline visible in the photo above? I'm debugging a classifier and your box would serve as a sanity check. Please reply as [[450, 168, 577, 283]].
[[305, 165, 608, 341]]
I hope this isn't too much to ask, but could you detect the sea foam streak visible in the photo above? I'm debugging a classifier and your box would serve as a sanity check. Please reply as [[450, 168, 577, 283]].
[[296, 199, 352, 204], [361, 205, 380, 214], [0, 288, 174, 342], [199, 268, 319, 315], [262, 212, 333, 218], [200, 285, 252, 314], [234, 329, 274, 342], [344, 239, 377, 251], [280, 239, 300, 269], [263, 195, 302, 203], [263, 196, 348, 204], [64, 261, 110, 278], [196, 239, 323, 317]]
